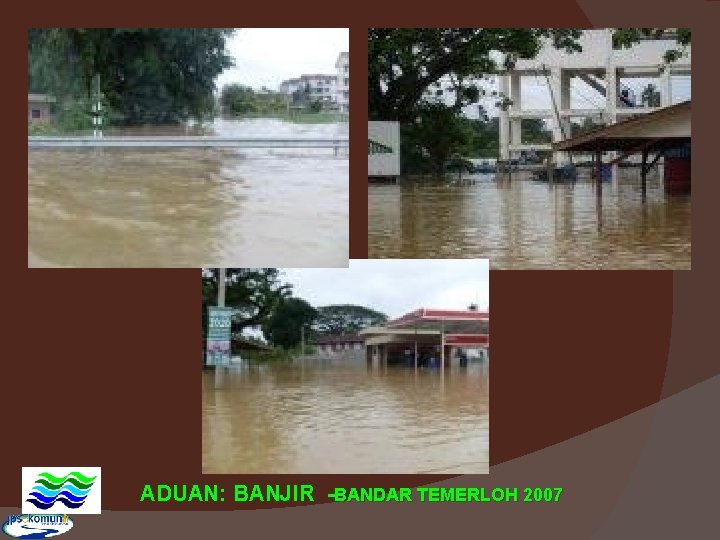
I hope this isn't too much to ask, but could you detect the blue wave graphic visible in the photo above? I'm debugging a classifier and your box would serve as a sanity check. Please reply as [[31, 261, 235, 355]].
[[25, 471, 95, 510], [26, 496, 87, 510], [28, 490, 88, 504], [31, 483, 91, 499], [16, 525, 59, 539]]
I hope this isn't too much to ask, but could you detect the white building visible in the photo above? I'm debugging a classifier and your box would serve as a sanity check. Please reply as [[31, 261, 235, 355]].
[[279, 78, 301, 95], [277, 51, 349, 112], [335, 51, 349, 113], [498, 29, 691, 164]]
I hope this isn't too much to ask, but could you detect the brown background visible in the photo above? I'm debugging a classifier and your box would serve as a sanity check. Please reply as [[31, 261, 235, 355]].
[[5, 0, 720, 536]]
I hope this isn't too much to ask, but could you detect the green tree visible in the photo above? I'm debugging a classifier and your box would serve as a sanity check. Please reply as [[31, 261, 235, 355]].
[[313, 305, 388, 335], [262, 297, 318, 349], [201, 268, 292, 335], [29, 28, 235, 125], [368, 28, 584, 122], [221, 84, 258, 114], [613, 28, 691, 63]]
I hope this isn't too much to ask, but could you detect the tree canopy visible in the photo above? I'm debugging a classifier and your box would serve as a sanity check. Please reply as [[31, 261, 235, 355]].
[[313, 305, 388, 335], [368, 28, 584, 123], [262, 297, 318, 349], [201, 268, 291, 334], [220, 84, 288, 116], [29, 28, 235, 125]]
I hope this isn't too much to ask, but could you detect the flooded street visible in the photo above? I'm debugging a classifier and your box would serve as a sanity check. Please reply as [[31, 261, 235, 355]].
[[28, 118, 348, 267], [368, 172, 691, 269], [202, 359, 489, 474]]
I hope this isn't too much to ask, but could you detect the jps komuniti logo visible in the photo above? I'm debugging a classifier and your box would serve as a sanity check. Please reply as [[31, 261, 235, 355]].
[[2, 514, 73, 538], [22, 468, 101, 515]]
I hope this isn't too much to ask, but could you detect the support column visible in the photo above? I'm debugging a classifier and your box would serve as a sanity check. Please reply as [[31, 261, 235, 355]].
[[605, 66, 617, 125], [660, 69, 672, 108], [549, 67, 567, 165], [499, 74, 511, 161], [510, 72, 522, 153]]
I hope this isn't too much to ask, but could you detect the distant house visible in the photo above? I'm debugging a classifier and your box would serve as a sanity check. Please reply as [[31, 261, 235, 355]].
[[312, 334, 364, 356], [28, 93, 55, 123]]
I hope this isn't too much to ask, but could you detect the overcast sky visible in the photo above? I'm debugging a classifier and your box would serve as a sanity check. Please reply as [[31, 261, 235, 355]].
[[215, 28, 348, 91], [281, 260, 489, 320]]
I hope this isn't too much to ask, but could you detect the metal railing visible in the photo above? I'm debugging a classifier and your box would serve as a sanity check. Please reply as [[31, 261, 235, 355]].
[[28, 136, 349, 150]]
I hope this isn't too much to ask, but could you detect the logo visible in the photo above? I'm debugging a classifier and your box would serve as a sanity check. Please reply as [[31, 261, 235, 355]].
[[2, 514, 73, 538], [368, 139, 393, 155], [22, 468, 101, 515]]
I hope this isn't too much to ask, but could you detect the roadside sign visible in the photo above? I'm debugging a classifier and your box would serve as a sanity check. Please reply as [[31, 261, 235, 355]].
[[206, 306, 233, 366]]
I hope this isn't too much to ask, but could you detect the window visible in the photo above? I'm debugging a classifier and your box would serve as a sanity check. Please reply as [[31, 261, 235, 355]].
[[31, 109, 41, 119]]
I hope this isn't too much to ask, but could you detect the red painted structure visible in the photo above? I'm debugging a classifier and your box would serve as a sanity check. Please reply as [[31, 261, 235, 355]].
[[362, 308, 490, 368]]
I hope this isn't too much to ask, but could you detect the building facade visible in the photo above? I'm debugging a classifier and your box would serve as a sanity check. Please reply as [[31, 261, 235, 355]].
[[498, 29, 691, 164], [335, 52, 349, 113], [28, 94, 55, 123], [278, 51, 349, 112]]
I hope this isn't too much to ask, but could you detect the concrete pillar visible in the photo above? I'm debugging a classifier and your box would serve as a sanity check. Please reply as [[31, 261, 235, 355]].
[[559, 71, 572, 144], [549, 68, 568, 165], [660, 69, 672, 107], [605, 65, 618, 173], [499, 74, 511, 161], [605, 66, 618, 125], [510, 73, 522, 150]]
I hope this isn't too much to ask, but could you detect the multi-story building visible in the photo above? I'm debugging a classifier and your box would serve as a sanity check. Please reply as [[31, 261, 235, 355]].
[[279, 78, 301, 96], [278, 51, 349, 112], [300, 74, 337, 105], [335, 51, 349, 113]]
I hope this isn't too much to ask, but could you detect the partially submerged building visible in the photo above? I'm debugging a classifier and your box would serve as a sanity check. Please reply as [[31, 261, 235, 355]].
[[360, 308, 490, 368], [498, 29, 691, 165]]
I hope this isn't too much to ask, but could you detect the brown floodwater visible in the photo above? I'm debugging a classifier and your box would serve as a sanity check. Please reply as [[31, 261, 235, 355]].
[[28, 118, 348, 267], [202, 359, 489, 474], [368, 171, 691, 269]]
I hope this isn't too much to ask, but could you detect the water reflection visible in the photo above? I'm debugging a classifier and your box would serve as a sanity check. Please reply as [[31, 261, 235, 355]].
[[28, 118, 348, 267], [368, 171, 690, 269], [202, 359, 489, 474]]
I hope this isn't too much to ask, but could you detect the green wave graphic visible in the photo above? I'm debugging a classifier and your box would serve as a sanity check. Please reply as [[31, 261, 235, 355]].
[[35, 472, 96, 491], [38, 471, 97, 484], [35, 477, 94, 491]]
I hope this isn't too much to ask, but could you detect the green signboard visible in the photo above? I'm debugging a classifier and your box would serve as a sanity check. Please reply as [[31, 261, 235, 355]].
[[206, 306, 233, 366], [368, 139, 393, 155]]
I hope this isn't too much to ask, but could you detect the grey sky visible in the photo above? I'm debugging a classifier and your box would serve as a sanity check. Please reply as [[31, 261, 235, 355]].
[[281, 260, 490, 320], [215, 28, 349, 92]]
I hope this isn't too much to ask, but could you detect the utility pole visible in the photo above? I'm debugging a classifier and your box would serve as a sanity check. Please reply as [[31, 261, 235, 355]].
[[214, 268, 227, 389], [92, 74, 103, 138]]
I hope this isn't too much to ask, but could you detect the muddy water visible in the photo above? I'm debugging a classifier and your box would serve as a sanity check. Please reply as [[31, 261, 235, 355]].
[[202, 359, 489, 474], [28, 118, 348, 267], [368, 171, 691, 269]]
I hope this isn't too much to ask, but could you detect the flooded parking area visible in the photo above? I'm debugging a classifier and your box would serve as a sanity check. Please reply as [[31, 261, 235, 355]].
[[368, 172, 691, 269], [202, 359, 489, 474], [28, 118, 348, 267]]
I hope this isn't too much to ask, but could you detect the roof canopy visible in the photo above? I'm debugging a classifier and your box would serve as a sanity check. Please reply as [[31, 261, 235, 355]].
[[553, 100, 690, 153], [360, 308, 489, 346]]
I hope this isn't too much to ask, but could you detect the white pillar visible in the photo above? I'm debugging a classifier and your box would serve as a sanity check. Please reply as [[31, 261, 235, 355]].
[[499, 74, 510, 161], [510, 73, 522, 151], [605, 66, 617, 125], [549, 67, 568, 165], [660, 69, 672, 107]]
